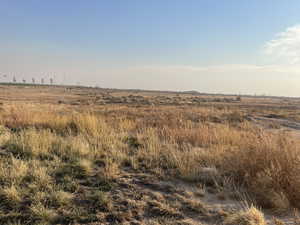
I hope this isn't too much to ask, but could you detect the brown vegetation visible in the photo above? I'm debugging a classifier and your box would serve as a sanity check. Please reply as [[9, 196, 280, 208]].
[[0, 85, 300, 224]]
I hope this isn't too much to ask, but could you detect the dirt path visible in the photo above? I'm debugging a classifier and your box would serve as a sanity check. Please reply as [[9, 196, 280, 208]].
[[248, 115, 300, 140], [250, 116, 300, 130]]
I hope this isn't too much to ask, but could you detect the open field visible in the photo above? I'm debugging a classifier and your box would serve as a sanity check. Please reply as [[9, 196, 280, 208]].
[[1, 84, 300, 224]]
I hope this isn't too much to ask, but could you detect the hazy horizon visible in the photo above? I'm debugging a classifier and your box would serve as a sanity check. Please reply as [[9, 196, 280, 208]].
[[1, 1, 300, 97]]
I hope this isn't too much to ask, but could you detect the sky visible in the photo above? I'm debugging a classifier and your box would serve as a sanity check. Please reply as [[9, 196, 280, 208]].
[[1, 1, 300, 96]]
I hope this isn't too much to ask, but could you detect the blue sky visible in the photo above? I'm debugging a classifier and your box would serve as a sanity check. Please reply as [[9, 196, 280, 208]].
[[1, 1, 300, 96]]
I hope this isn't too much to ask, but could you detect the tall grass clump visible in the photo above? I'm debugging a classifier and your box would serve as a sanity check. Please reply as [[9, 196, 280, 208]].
[[224, 205, 266, 225], [219, 130, 300, 209], [5, 128, 56, 158]]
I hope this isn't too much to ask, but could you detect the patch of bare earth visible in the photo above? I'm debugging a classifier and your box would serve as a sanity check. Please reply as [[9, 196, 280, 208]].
[[101, 167, 300, 225]]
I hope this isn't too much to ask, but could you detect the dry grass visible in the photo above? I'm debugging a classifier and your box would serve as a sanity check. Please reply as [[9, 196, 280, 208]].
[[223, 205, 266, 225], [0, 101, 300, 224]]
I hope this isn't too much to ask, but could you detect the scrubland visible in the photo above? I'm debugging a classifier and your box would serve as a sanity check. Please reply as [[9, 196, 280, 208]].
[[0, 85, 300, 224]]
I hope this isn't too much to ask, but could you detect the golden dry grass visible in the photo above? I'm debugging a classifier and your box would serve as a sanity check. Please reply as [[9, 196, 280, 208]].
[[0, 101, 300, 224], [224, 205, 266, 225]]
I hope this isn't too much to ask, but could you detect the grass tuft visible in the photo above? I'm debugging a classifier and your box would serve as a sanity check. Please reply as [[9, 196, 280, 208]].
[[224, 205, 266, 225]]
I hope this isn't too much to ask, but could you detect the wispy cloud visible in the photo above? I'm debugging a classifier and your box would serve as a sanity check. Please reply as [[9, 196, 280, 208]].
[[136, 24, 300, 76], [263, 24, 300, 65]]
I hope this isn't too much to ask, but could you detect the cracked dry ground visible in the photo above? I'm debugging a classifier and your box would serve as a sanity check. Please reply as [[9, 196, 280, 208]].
[[73, 164, 238, 225]]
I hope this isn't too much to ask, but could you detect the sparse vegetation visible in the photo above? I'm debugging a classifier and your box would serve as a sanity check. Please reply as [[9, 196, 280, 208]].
[[0, 84, 300, 224]]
